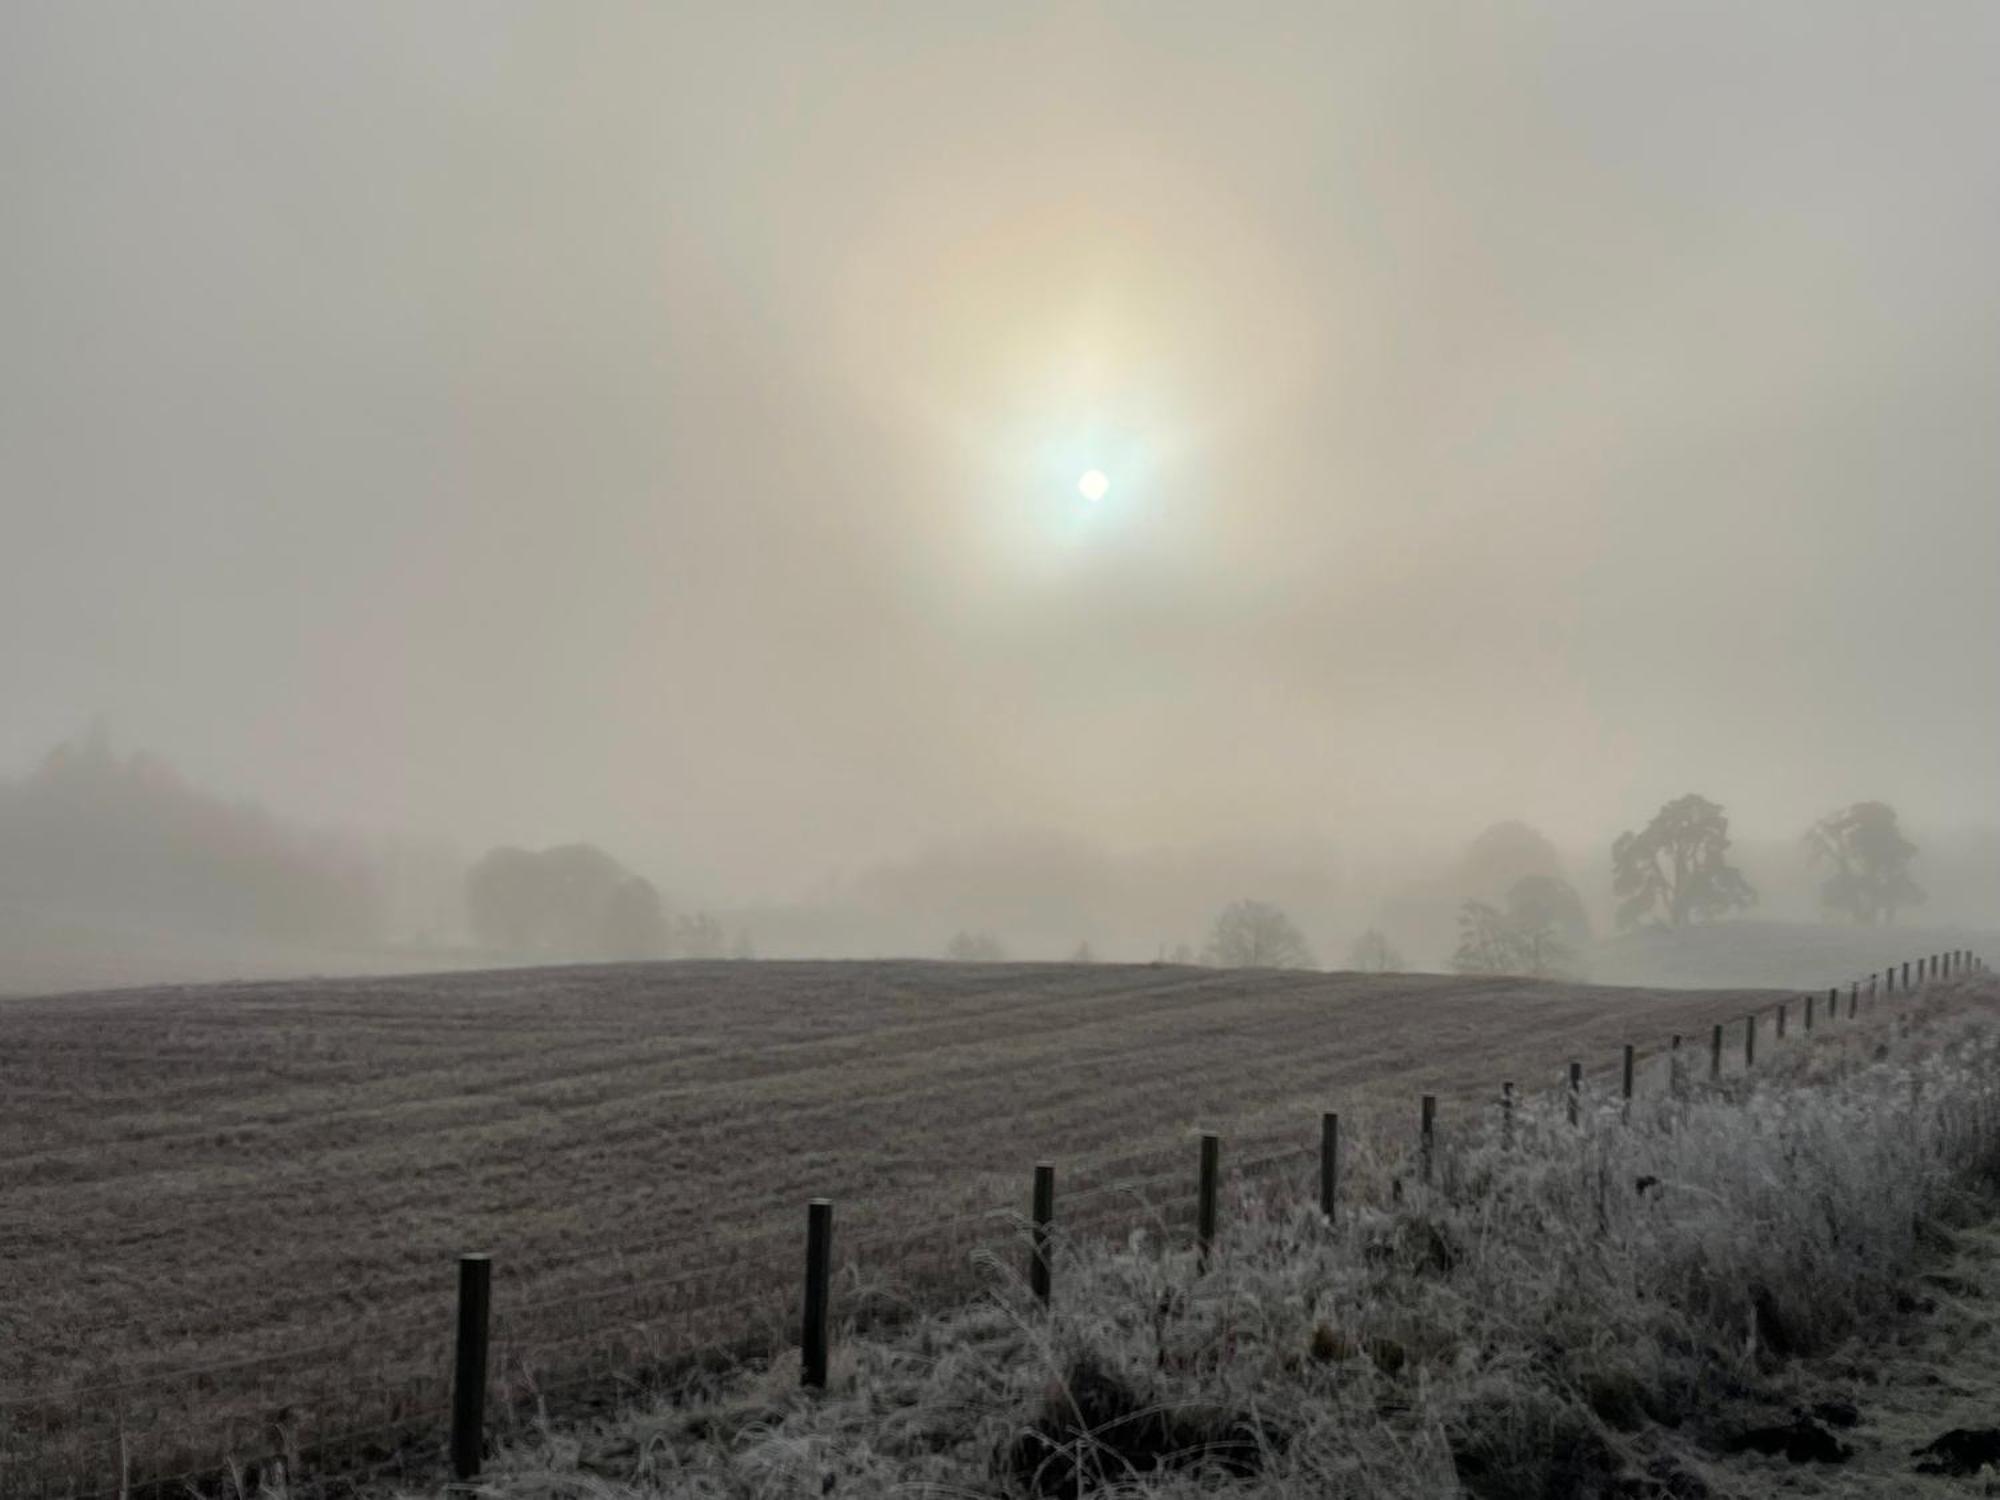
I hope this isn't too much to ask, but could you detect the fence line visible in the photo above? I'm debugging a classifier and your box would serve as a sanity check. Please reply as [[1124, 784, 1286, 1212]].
[[4, 947, 1985, 1497]]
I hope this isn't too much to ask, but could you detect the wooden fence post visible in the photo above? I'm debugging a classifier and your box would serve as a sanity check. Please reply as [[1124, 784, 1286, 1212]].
[[1621, 1045, 1634, 1119], [1320, 1112, 1339, 1218], [802, 1199, 832, 1389], [1744, 1014, 1756, 1069], [1568, 1061, 1582, 1126], [1776, 1002, 1787, 1041], [1420, 1095, 1436, 1185], [1903, 961, 1911, 990], [1501, 1082, 1515, 1147], [1710, 1023, 1723, 1081], [1197, 1132, 1220, 1269], [1030, 1164, 1054, 1307], [1849, 981, 1858, 1018], [451, 1254, 491, 1483], [1805, 993, 1814, 1032]]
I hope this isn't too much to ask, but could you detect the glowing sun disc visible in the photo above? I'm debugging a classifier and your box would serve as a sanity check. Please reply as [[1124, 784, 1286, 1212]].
[[1077, 469, 1110, 502]]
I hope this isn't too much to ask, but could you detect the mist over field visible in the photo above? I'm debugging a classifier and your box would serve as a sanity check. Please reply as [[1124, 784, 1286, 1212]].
[[15, 14, 2000, 1500], [4, 3, 1998, 991]]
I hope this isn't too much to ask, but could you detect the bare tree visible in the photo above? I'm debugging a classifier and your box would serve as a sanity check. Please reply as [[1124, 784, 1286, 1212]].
[[1203, 899, 1315, 969], [1452, 876, 1581, 979], [1807, 801, 1923, 926], [1611, 794, 1756, 931], [1348, 927, 1406, 973], [1452, 901, 1518, 976], [675, 910, 726, 959]]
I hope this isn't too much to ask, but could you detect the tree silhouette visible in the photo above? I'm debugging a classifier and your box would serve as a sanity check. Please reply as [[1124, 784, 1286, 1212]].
[[1203, 899, 1314, 969], [600, 875, 667, 959], [1807, 801, 1923, 926], [1452, 901, 1516, 976], [1459, 821, 1565, 898], [1348, 927, 1406, 973], [675, 910, 727, 959], [465, 847, 548, 951], [1611, 794, 1756, 931], [1451, 875, 1580, 978], [1507, 873, 1591, 949], [466, 843, 665, 957]]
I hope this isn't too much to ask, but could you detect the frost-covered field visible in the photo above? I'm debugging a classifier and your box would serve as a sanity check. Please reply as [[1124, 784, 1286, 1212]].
[[3, 960, 1806, 1491], [444, 975, 2000, 1500]]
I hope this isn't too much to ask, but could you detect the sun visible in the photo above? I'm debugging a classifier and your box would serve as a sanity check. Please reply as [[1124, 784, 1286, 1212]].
[[1077, 468, 1110, 502]]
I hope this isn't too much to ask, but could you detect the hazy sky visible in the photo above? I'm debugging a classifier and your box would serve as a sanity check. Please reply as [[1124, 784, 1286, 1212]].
[[5, 3, 1997, 900]]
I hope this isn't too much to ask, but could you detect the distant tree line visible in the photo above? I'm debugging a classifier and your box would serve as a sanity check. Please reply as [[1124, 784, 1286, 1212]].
[[465, 844, 741, 961], [0, 727, 380, 946]]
